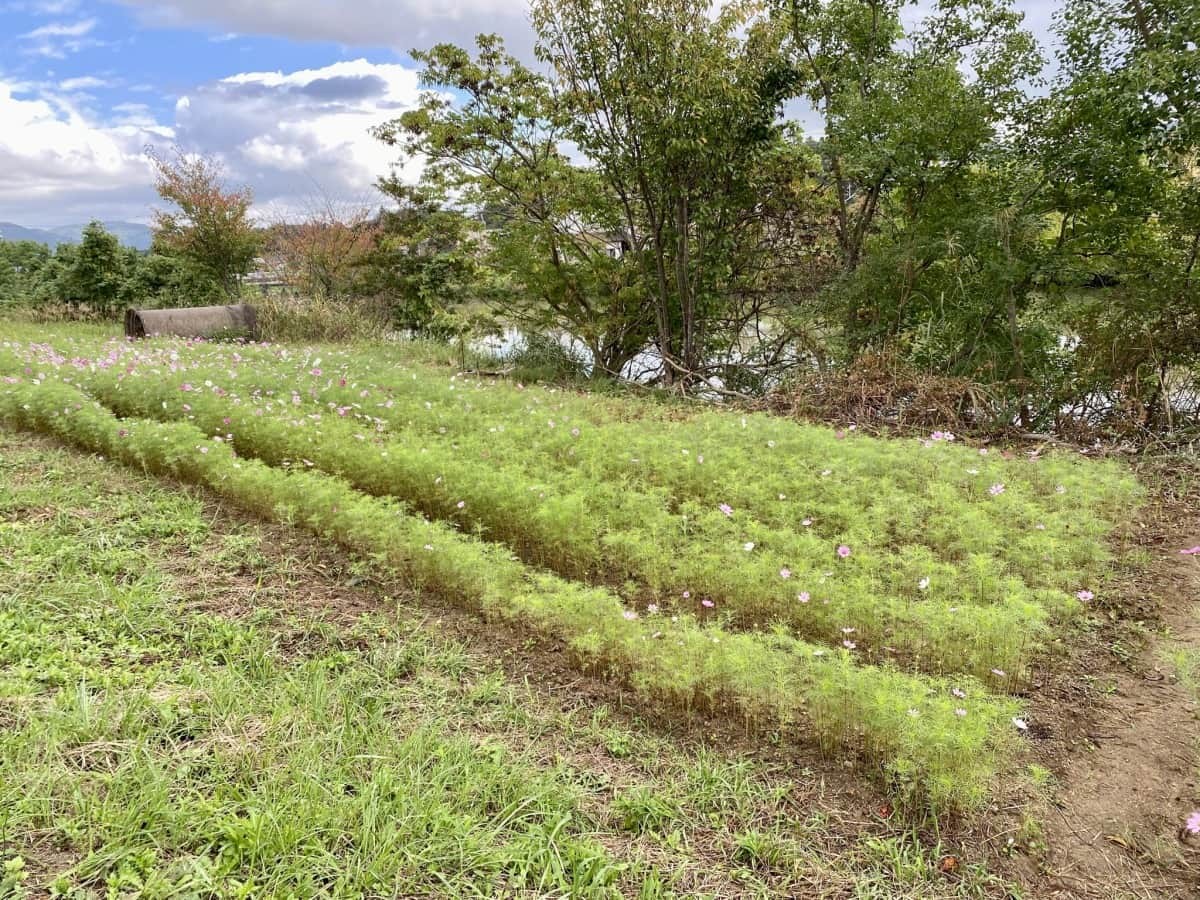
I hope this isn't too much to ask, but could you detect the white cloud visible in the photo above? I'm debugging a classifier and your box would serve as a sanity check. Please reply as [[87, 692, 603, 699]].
[[59, 75, 109, 91], [20, 17, 103, 57], [23, 17, 95, 37], [116, 0, 534, 57], [0, 59, 425, 227], [0, 80, 167, 223]]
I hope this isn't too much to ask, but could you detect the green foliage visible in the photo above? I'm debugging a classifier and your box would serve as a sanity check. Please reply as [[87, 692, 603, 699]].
[[57, 222, 124, 316], [364, 185, 484, 332]]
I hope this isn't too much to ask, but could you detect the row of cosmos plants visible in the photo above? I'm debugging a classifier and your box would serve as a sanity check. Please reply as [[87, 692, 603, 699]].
[[0, 332, 1141, 815]]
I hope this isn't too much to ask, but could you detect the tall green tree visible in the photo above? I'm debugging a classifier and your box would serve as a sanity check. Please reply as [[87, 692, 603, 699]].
[[374, 36, 655, 377], [61, 222, 126, 316], [1029, 0, 1200, 427], [533, 0, 807, 381]]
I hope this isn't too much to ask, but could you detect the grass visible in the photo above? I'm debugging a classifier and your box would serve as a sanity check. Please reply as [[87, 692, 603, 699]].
[[0, 429, 1015, 898], [0, 326, 1141, 815]]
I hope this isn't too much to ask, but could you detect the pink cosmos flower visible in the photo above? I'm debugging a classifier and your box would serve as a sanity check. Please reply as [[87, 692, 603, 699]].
[[719, 503, 733, 517], [989, 483, 1005, 496], [837, 545, 851, 558], [1187, 811, 1200, 835], [701, 599, 715, 609], [798, 592, 810, 603], [456, 500, 466, 509], [952, 687, 966, 699], [1076, 589, 1094, 602], [682, 590, 691, 599], [955, 708, 967, 718], [780, 567, 792, 579]]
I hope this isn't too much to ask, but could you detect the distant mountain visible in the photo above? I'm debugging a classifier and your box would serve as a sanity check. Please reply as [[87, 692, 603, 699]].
[[0, 221, 154, 252], [0, 222, 63, 246]]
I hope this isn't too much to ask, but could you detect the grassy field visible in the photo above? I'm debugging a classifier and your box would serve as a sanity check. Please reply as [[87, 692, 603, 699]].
[[1, 323, 1187, 896], [0, 429, 1013, 898]]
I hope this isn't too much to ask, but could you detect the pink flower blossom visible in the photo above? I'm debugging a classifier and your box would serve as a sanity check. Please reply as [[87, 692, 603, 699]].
[[456, 500, 466, 509], [1187, 811, 1200, 835], [718, 503, 733, 517], [842, 640, 856, 650], [622, 610, 638, 621], [701, 599, 715, 609], [802, 518, 812, 527], [780, 567, 792, 579], [837, 545, 851, 558], [989, 483, 1005, 496], [798, 592, 810, 603], [952, 687, 966, 699], [1180, 546, 1200, 556], [647, 604, 659, 614], [955, 708, 967, 718], [1076, 589, 1094, 602], [682, 590, 691, 599]]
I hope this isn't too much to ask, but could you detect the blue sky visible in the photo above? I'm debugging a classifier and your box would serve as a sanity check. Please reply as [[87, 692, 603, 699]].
[[0, 0, 1058, 229]]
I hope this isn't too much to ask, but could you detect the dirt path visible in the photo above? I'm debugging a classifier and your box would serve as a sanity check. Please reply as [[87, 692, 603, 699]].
[[1027, 489, 1200, 897]]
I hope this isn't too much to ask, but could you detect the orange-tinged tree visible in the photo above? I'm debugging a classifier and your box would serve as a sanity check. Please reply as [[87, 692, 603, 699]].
[[146, 146, 261, 298]]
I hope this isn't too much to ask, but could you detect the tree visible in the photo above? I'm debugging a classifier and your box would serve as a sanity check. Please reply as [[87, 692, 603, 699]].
[[1028, 0, 1200, 428], [146, 146, 261, 298], [0, 240, 51, 310], [60, 221, 125, 315], [363, 184, 485, 333], [532, 0, 807, 382], [268, 191, 379, 300], [375, 36, 656, 377]]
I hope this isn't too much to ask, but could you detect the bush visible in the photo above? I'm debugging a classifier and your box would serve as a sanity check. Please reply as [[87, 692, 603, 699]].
[[256, 293, 391, 343]]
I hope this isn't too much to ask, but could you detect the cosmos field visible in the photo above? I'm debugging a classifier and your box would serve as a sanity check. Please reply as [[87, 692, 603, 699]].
[[0, 331, 1139, 813]]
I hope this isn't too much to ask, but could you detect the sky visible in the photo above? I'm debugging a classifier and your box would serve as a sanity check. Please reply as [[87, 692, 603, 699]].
[[0, 0, 1060, 229]]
